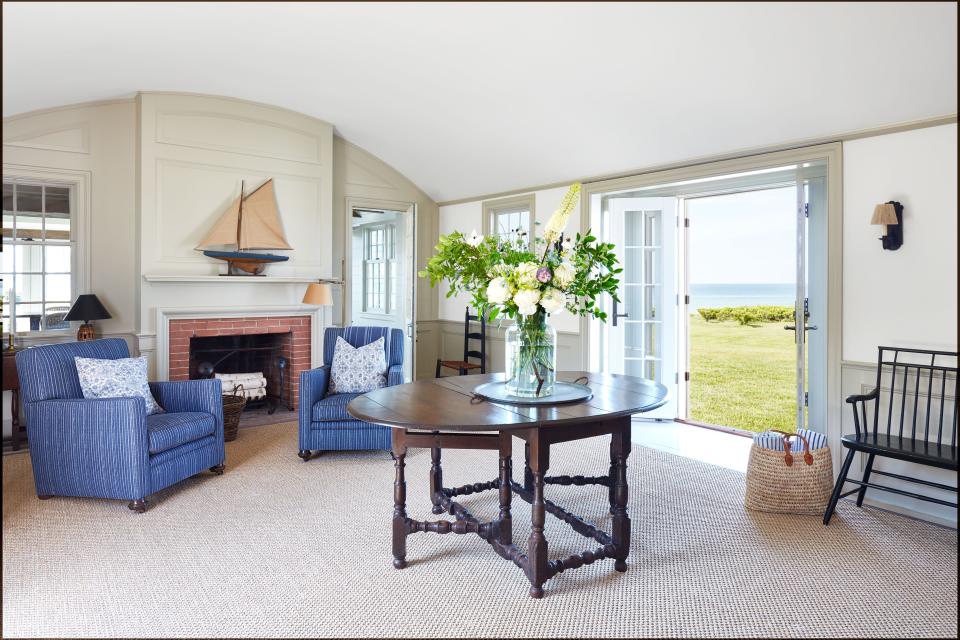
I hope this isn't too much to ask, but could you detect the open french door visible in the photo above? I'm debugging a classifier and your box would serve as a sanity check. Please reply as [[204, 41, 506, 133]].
[[600, 195, 680, 419]]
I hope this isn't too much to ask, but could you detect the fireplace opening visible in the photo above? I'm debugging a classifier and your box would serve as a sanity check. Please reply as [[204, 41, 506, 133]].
[[189, 333, 292, 413]]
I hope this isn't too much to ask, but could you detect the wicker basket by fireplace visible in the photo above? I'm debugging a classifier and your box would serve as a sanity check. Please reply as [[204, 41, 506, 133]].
[[222, 384, 247, 442]]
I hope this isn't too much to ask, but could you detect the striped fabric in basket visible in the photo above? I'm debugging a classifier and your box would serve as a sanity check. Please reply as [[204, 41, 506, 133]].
[[753, 429, 828, 452]]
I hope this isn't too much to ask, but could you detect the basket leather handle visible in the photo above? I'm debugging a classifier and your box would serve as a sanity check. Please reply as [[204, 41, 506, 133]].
[[233, 383, 244, 398], [770, 429, 814, 466]]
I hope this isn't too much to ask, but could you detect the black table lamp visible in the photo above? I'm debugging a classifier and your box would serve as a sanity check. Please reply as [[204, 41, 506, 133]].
[[64, 294, 112, 341]]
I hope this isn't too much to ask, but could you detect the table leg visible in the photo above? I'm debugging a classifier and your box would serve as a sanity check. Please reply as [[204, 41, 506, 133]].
[[527, 428, 550, 599], [497, 432, 512, 546], [429, 445, 444, 514], [610, 418, 632, 572], [523, 441, 533, 492], [392, 429, 408, 569]]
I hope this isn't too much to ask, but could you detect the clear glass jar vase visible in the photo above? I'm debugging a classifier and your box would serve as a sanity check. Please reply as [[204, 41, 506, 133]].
[[505, 311, 557, 398]]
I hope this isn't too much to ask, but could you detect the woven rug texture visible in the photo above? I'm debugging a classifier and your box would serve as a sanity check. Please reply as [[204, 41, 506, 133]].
[[2, 421, 956, 638]]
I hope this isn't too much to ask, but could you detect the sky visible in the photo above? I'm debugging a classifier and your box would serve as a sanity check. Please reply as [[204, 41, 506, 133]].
[[686, 186, 796, 285]]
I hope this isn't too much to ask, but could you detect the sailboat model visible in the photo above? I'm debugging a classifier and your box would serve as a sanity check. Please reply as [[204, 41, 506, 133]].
[[196, 179, 292, 276]]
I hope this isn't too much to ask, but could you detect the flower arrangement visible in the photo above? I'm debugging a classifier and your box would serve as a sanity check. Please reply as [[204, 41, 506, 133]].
[[420, 183, 621, 397]]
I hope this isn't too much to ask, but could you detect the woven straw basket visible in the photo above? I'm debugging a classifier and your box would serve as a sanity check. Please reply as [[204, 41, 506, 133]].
[[745, 430, 834, 515]]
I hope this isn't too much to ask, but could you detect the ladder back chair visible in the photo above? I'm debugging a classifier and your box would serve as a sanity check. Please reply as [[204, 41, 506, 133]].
[[436, 307, 487, 377], [823, 346, 958, 525]]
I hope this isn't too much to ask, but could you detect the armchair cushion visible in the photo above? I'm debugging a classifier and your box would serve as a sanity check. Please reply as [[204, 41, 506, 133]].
[[75, 355, 163, 415], [311, 393, 363, 423], [147, 412, 216, 455], [329, 336, 387, 393]]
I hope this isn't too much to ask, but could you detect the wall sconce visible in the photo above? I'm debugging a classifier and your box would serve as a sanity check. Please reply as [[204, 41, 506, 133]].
[[870, 201, 903, 251]]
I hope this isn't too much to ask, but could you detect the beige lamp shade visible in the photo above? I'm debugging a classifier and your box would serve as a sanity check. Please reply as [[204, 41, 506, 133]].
[[870, 203, 899, 225], [302, 282, 333, 306]]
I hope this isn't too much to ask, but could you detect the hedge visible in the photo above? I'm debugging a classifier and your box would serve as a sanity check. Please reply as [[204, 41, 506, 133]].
[[697, 305, 794, 326]]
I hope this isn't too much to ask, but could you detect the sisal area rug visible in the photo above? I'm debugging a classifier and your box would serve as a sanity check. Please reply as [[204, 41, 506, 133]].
[[2, 421, 956, 638]]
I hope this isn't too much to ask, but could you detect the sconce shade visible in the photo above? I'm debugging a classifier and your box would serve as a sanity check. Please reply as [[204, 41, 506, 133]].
[[302, 283, 333, 306], [63, 294, 112, 322], [871, 203, 899, 225]]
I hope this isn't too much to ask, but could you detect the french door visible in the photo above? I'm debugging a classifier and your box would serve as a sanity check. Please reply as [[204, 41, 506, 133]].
[[599, 195, 679, 420]]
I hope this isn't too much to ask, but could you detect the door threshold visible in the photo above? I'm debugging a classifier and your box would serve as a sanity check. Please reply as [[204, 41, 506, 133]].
[[675, 418, 753, 438]]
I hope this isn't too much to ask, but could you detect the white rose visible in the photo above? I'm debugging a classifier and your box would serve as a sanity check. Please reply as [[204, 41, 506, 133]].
[[514, 261, 540, 288], [486, 277, 511, 304], [465, 229, 484, 247], [540, 288, 566, 314], [513, 289, 541, 316], [554, 261, 576, 288]]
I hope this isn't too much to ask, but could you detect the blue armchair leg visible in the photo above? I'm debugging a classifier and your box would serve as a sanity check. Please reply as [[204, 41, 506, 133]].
[[298, 449, 312, 461], [38, 495, 53, 500], [128, 499, 147, 514], [210, 464, 225, 475]]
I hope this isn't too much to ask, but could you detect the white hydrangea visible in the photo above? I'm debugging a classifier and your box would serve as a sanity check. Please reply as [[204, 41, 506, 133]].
[[553, 261, 576, 288], [539, 288, 566, 314], [513, 289, 541, 316], [486, 277, 511, 304], [513, 261, 540, 288]]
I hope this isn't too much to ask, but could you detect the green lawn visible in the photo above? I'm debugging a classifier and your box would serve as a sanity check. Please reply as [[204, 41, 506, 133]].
[[688, 314, 797, 433]]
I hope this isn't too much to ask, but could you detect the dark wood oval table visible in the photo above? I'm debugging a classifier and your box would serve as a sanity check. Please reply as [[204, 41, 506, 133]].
[[347, 370, 668, 598]]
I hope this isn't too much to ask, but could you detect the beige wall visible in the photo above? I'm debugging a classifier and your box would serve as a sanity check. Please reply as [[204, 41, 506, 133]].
[[3, 100, 139, 341], [2, 94, 440, 391]]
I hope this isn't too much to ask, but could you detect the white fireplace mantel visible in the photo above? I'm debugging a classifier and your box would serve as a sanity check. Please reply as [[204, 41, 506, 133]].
[[154, 305, 324, 380]]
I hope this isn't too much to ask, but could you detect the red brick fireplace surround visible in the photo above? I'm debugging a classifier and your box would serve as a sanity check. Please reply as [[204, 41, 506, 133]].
[[167, 315, 312, 409]]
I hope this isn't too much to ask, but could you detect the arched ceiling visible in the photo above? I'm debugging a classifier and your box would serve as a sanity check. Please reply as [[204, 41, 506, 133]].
[[2, 2, 956, 202]]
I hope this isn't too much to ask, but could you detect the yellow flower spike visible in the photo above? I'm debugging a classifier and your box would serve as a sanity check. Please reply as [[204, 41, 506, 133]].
[[542, 183, 582, 248]]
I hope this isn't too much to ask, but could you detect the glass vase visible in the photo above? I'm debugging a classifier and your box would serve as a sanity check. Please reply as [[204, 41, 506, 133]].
[[505, 311, 557, 398]]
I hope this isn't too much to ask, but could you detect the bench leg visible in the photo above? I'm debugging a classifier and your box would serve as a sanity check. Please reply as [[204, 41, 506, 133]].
[[823, 448, 856, 526], [856, 453, 876, 508]]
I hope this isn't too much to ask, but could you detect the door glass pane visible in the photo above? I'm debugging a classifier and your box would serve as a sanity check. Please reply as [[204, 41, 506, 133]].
[[643, 285, 662, 320], [643, 249, 659, 284], [624, 359, 644, 377], [623, 284, 643, 318], [644, 322, 660, 356], [624, 211, 643, 246], [624, 248, 642, 281], [644, 359, 660, 380], [624, 322, 643, 357], [16, 184, 42, 212], [644, 212, 661, 247], [45, 187, 70, 214]]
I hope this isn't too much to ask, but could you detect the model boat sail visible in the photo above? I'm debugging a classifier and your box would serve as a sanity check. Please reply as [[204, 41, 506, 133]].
[[196, 179, 292, 275]]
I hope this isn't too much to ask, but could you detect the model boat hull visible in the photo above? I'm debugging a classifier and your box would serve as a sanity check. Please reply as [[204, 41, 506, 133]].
[[202, 250, 289, 276]]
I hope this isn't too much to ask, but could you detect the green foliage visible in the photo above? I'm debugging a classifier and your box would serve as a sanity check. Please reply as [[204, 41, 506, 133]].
[[697, 305, 794, 326]]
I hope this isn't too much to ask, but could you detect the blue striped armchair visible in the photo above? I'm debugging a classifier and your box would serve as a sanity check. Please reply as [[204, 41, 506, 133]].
[[298, 326, 404, 459], [17, 338, 225, 513]]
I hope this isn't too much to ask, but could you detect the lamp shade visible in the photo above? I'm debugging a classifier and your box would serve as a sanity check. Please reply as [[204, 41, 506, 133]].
[[870, 203, 899, 225], [63, 294, 112, 322], [302, 283, 333, 306]]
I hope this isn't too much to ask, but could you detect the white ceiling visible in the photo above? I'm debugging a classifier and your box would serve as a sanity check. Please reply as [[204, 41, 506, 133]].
[[2, 2, 956, 202]]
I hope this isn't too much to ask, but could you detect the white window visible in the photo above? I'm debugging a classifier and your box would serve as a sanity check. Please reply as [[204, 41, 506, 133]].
[[2, 179, 76, 334], [483, 194, 535, 247], [363, 224, 397, 314]]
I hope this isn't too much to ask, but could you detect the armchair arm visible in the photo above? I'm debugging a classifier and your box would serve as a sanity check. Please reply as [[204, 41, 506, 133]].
[[150, 379, 223, 415], [299, 366, 330, 440], [387, 363, 404, 387], [25, 397, 151, 500]]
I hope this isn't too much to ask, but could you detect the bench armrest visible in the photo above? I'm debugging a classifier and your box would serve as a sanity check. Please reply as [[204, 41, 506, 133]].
[[846, 388, 879, 404]]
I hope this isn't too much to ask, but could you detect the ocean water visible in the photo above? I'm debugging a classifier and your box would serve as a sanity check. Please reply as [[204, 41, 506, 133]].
[[689, 283, 794, 310]]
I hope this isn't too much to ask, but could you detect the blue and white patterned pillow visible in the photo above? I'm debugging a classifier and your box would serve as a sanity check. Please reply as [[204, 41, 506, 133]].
[[753, 428, 828, 451], [329, 336, 387, 394], [74, 355, 163, 415]]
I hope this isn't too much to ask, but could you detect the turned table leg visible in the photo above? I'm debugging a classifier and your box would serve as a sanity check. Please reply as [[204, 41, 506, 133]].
[[429, 445, 444, 515], [497, 431, 513, 546], [392, 429, 408, 569], [610, 418, 632, 572], [526, 428, 550, 598]]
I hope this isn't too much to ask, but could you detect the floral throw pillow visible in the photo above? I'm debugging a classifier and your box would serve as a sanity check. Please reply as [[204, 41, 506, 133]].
[[74, 355, 164, 415], [329, 336, 387, 394]]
